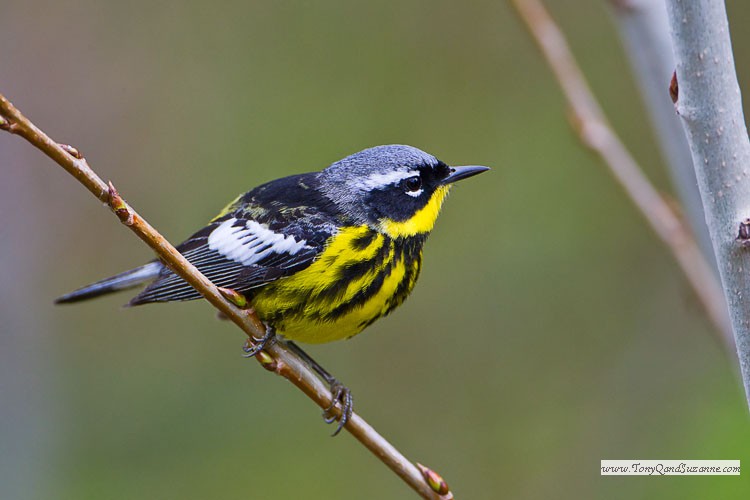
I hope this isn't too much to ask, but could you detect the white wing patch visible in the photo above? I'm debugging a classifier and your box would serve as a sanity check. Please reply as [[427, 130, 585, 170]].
[[357, 169, 417, 190], [208, 218, 310, 266]]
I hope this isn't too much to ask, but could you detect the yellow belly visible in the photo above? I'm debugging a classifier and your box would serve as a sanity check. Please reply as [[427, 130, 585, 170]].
[[250, 225, 421, 344]]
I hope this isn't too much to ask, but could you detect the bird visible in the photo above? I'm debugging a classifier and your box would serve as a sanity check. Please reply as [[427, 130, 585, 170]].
[[56, 144, 489, 434]]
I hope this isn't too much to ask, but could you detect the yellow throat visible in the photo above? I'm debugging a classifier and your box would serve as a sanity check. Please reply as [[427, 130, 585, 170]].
[[378, 185, 451, 238]]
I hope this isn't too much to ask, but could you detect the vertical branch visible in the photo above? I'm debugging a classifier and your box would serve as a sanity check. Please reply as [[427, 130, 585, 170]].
[[510, 0, 733, 349], [665, 0, 750, 407], [609, 0, 716, 265]]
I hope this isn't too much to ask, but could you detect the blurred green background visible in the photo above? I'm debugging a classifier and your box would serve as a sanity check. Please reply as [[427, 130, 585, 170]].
[[2, 1, 750, 498]]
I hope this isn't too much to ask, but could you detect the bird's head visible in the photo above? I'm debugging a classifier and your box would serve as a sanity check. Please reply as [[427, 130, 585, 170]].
[[318, 145, 489, 238]]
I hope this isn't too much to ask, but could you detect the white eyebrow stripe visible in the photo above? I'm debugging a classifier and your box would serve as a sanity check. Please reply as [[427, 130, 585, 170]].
[[208, 218, 310, 266], [358, 169, 417, 190]]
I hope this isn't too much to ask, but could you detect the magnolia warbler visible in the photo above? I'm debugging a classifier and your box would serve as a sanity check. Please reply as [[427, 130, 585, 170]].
[[57, 144, 489, 433]]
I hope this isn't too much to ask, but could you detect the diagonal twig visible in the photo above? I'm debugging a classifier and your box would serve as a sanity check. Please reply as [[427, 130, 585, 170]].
[[0, 94, 452, 500], [510, 0, 733, 351]]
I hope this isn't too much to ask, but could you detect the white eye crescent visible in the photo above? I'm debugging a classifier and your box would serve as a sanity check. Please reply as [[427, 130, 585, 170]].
[[404, 176, 423, 197]]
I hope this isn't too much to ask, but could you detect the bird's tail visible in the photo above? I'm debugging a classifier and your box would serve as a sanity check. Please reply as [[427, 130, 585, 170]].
[[55, 261, 163, 304]]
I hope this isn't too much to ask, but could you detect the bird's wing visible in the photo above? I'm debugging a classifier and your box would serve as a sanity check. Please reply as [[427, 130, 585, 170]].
[[129, 174, 339, 305]]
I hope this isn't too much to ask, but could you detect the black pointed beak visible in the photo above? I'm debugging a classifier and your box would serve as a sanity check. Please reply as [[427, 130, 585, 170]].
[[442, 165, 490, 184]]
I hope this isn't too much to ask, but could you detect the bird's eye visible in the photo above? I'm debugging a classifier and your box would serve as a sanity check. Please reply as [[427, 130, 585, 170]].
[[404, 176, 422, 193]]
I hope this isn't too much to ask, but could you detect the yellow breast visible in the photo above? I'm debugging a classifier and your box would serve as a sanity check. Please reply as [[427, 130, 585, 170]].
[[251, 225, 422, 344]]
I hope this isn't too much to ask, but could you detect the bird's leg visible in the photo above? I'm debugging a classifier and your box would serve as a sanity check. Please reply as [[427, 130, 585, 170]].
[[242, 324, 277, 358], [286, 340, 353, 436]]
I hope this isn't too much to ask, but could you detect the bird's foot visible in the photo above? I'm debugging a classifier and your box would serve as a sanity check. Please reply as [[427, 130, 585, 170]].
[[323, 379, 353, 436], [242, 325, 277, 358], [283, 341, 354, 437]]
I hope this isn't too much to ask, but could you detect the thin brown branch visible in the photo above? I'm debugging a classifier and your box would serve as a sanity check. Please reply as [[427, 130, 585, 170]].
[[0, 94, 452, 500], [510, 0, 733, 350]]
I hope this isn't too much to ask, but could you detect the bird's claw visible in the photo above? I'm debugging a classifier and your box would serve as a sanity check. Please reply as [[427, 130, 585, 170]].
[[323, 380, 353, 436], [282, 340, 354, 437], [242, 325, 277, 358]]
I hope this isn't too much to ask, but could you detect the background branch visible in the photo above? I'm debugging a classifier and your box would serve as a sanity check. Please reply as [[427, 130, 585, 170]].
[[510, 0, 733, 350], [665, 0, 750, 408], [0, 94, 450, 500], [609, 0, 716, 266]]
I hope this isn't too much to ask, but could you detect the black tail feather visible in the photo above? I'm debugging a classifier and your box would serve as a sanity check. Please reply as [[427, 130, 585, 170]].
[[55, 262, 162, 304]]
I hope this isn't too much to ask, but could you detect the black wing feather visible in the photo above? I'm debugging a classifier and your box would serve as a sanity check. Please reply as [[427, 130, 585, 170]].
[[129, 173, 340, 305]]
